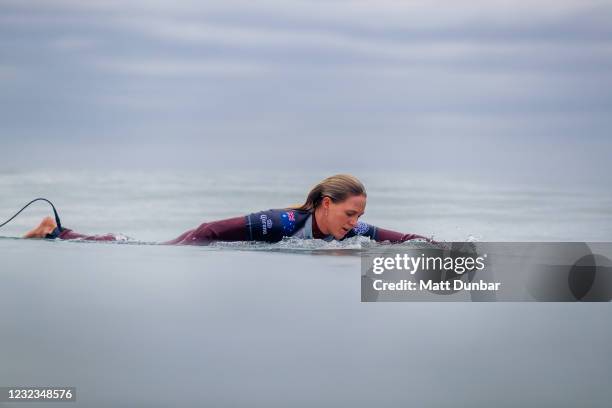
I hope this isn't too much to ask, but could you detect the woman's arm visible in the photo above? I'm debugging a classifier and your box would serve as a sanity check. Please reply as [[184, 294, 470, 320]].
[[345, 221, 433, 243], [375, 227, 430, 243]]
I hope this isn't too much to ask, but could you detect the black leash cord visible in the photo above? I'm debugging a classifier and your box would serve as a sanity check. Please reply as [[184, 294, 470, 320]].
[[0, 198, 63, 232]]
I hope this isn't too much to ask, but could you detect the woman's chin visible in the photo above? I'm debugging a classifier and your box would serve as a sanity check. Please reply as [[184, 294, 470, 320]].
[[334, 230, 349, 240]]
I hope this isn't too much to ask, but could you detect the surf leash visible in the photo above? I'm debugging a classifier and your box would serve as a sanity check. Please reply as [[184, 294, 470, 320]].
[[0, 198, 64, 239]]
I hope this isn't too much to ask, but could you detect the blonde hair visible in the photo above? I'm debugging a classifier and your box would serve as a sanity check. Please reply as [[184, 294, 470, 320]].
[[292, 174, 366, 212]]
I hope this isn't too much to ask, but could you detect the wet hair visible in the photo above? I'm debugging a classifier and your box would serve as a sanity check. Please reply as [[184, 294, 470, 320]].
[[292, 174, 367, 212]]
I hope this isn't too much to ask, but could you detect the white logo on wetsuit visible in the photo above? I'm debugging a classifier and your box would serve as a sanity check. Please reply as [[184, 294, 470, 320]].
[[260, 214, 273, 235]]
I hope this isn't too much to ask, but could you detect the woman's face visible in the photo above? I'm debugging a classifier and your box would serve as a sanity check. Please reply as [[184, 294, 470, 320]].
[[320, 194, 367, 239]]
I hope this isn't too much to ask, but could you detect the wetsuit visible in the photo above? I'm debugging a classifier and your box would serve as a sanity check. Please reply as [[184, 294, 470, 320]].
[[57, 208, 427, 244]]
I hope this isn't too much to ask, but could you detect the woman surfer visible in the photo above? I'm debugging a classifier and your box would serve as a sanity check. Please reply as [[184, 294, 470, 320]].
[[23, 174, 428, 244]]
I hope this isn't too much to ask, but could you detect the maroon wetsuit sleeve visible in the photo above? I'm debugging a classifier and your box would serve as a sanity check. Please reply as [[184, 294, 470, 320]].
[[58, 228, 120, 241], [162, 216, 248, 245], [375, 227, 430, 243]]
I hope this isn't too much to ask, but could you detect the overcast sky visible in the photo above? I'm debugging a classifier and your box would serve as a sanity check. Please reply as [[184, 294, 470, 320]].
[[1, 0, 611, 185]]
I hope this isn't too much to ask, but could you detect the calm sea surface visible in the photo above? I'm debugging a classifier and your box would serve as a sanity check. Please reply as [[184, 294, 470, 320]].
[[1, 170, 611, 407], [1, 169, 611, 242]]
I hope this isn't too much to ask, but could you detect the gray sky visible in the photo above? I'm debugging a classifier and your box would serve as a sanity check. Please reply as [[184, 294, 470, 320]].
[[1, 0, 611, 185]]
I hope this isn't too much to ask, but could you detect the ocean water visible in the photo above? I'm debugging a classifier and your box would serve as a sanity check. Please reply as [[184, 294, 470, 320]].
[[1, 170, 611, 407], [1, 169, 611, 242]]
